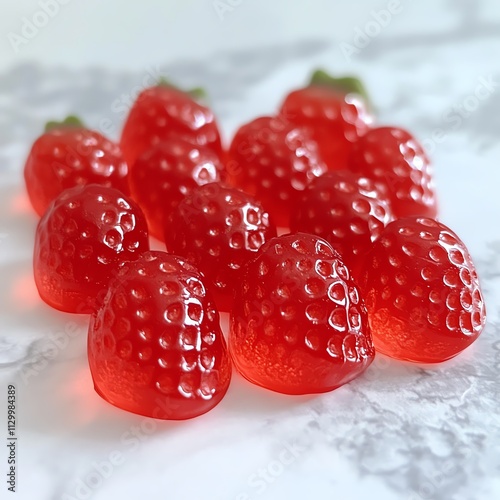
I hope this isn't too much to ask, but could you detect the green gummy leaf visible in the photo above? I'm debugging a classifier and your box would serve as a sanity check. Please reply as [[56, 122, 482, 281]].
[[157, 77, 174, 88], [45, 115, 85, 132], [157, 79, 207, 101], [309, 69, 372, 110], [187, 87, 207, 101]]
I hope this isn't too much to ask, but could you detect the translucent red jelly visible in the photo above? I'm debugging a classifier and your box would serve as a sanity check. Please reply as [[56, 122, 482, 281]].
[[230, 233, 375, 395], [88, 252, 232, 420], [359, 217, 486, 363]]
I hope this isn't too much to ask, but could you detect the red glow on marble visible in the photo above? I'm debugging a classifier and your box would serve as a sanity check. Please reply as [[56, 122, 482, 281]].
[[11, 191, 33, 215], [60, 363, 105, 424], [12, 272, 40, 310]]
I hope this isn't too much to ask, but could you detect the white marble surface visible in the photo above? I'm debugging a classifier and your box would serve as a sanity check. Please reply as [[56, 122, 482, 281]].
[[1, 1, 500, 499]]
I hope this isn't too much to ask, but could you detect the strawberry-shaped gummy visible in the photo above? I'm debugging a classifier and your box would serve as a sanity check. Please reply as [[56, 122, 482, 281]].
[[358, 217, 486, 363], [291, 170, 393, 278], [88, 251, 231, 420], [34, 184, 149, 313], [24, 117, 129, 216], [165, 183, 276, 312], [228, 116, 326, 226], [349, 126, 437, 219], [129, 137, 225, 241], [230, 233, 375, 395], [120, 84, 222, 168], [279, 70, 373, 171]]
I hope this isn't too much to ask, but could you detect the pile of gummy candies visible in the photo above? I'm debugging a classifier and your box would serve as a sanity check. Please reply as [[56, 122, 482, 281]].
[[23, 70, 487, 420]]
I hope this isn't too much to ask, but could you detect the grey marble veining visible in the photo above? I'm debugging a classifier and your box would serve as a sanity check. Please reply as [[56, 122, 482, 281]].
[[1, 2, 500, 499]]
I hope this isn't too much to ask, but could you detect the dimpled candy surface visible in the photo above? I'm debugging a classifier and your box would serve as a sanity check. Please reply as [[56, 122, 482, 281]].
[[349, 126, 437, 219], [359, 217, 486, 363], [290, 170, 393, 279], [165, 183, 277, 312], [229, 233, 375, 395], [279, 85, 372, 171], [228, 116, 326, 227], [88, 251, 231, 420], [34, 184, 149, 313], [120, 85, 223, 168], [129, 138, 225, 241], [24, 127, 129, 216]]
